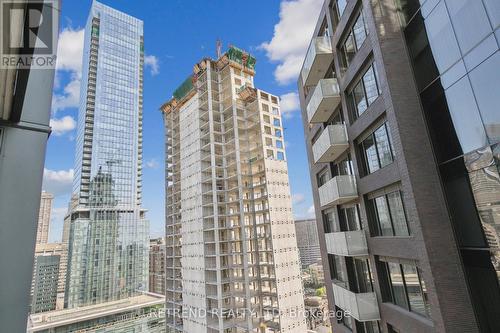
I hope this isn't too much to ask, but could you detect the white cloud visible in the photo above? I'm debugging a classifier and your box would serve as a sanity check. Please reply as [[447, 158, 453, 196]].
[[145, 158, 160, 169], [144, 55, 160, 76], [280, 92, 300, 118], [292, 193, 306, 205], [307, 205, 316, 218], [52, 74, 81, 112], [56, 28, 85, 73], [52, 27, 84, 114], [42, 168, 74, 197], [260, 0, 323, 85], [50, 116, 76, 135]]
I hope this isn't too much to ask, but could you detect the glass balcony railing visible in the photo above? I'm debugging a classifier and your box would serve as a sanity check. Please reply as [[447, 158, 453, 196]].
[[312, 124, 349, 163], [318, 175, 357, 207], [325, 230, 368, 256], [301, 36, 334, 87], [332, 282, 380, 322], [306, 78, 341, 123]]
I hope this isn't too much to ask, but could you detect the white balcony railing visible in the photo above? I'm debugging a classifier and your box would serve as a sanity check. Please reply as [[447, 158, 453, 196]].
[[325, 230, 368, 256], [318, 175, 357, 207], [312, 124, 348, 163], [301, 36, 333, 87], [332, 282, 380, 322], [306, 78, 341, 123]]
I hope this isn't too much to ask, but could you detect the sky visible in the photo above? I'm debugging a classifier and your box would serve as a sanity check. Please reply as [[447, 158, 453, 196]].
[[43, 0, 324, 242]]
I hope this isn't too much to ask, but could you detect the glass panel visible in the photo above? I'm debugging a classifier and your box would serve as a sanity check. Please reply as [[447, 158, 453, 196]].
[[337, 0, 348, 16], [354, 259, 373, 292], [402, 264, 429, 317], [469, 52, 500, 144], [337, 156, 353, 175], [445, 0, 492, 54], [353, 12, 368, 48], [363, 65, 380, 105], [363, 134, 380, 173], [374, 125, 393, 168], [387, 191, 409, 236], [483, 0, 500, 28], [344, 205, 361, 231], [353, 80, 368, 116], [424, 2, 462, 73], [444, 76, 488, 153], [275, 140, 283, 149], [388, 262, 409, 309], [343, 32, 356, 67], [323, 209, 337, 233], [375, 196, 393, 236]]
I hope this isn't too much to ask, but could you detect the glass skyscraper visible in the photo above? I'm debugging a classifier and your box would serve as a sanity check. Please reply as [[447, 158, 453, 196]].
[[65, 1, 148, 308]]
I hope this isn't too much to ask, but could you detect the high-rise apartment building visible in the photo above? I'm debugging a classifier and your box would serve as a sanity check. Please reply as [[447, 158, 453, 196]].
[[294, 218, 322, 267], [150, 238, 166, 295], [299, 0, 500, 332], [31, 254, 60, 313], [34, 243, 68, 310], [36, 191, 53, 244], [0, 1, 59, 331], [65, 1, 148, 309], [161, 47, 307, 332]]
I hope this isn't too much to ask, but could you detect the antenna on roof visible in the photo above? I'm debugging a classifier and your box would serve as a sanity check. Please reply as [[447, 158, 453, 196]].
[[216, 39, 222, 59]]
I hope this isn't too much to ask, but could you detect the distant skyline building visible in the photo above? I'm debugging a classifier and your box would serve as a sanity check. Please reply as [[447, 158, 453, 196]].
[[36, 192, 53, 245], [34, 243, 68, 310], [161, 47, 307, 332], [65, 1, 148, 309], [31, 254, 60, 313], [149, 238, 166, 295], [294, 219, 321, 267]]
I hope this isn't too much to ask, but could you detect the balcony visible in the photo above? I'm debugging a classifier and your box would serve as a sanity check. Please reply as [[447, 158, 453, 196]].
[[307, 78, 341, 123], [318, 175, 357, 207], [301, 36, 334, 87], [332, 282, 380, 322], [312, 124, 348, 163], [325, 230, 368, 256]]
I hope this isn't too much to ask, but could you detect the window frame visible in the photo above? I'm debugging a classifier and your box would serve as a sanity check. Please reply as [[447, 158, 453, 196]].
[[359, 122, 394, 175], [348, 62, 381, 120]]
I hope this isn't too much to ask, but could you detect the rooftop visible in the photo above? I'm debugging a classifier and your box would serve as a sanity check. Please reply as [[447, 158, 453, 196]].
[[27, 293, 165, 332]]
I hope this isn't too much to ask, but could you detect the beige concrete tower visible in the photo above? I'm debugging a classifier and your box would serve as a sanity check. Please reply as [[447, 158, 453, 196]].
[[161, 47, 306, 333], [36, 192, 53, 244]]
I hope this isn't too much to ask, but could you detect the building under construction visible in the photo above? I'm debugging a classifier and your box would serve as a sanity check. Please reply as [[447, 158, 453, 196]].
[[160, 46, 307, 333]]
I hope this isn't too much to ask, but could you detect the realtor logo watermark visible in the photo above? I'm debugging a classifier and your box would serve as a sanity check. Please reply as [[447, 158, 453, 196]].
[[1, 0, 57, 69]]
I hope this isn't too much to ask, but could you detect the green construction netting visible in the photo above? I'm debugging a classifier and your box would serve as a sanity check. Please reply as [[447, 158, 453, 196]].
[[226, 46, 256, 70], [173, 75, 194, 101]]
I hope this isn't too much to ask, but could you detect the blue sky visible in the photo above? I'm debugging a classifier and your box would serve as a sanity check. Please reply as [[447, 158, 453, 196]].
[[43, 0, 323, 242]]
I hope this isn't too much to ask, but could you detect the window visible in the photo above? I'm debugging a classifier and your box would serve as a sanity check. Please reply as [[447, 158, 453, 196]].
[[349, 258, 374, 293], [275, 140, 283, 149], [385, 261, 431, 317], [323, 208, 336, 233], [274, 129, 282, 138], [277, 151, 285, 160], [368, 190, 409, 236], [339, 11, 368, 71], [317, 168, 329, 187], [359, 122, 394, 175], [338, 204, 361, 231], [348, 63, 380, 118], [273, 118, 281, 127], [272, 107, 279, 115]]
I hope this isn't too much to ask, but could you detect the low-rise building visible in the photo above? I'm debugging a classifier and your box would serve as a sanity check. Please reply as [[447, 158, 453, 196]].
[[27, 293, 166, 332]]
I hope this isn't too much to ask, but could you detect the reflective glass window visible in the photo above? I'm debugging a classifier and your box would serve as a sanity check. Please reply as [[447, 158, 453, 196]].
[[445, 0, 491, 54], [469, 52, 500, 144]]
